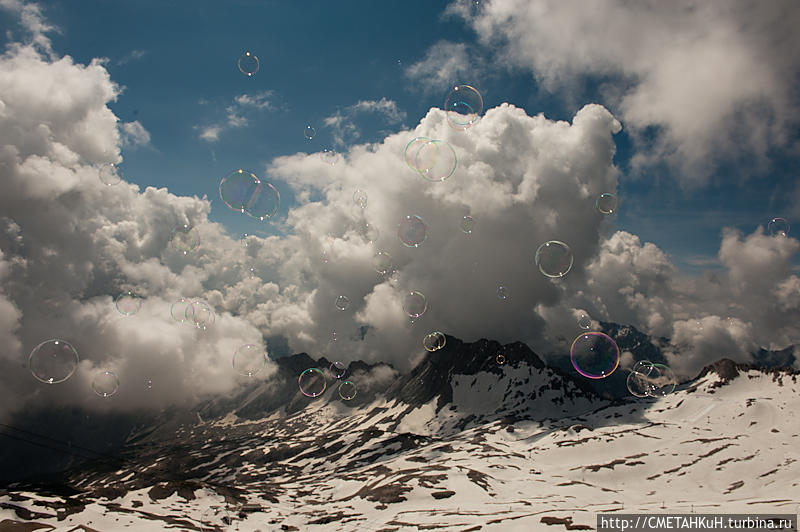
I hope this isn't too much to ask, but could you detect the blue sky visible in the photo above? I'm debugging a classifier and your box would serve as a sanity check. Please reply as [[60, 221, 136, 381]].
[[14, 0, 796, 273]]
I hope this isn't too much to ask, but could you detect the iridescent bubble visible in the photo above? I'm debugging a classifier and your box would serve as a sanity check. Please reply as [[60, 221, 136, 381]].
[[115, 291, 142, 316], [170, 224, 200, 254], [354, 220, 379, 243], [570, 332, 620, 379], [232, 344, 266, 377], [170, 298, 189, 323], [338, 380, 357, 401], [238, 51, 259, 76], [423, 331, 446, 352], [596, 193, 617, 215], [185, 299, 215, 330], [98, 163, 122, 186], [372, 251, 392, 275], [320, 148, 338, 165], [28, 339, 79, 384], [414, 139, 457, 182], [577, 313, 592, 330], [460, 215, 474, 234], [145, 378, 153, 390], [201, 507, 233, 531], [219, 169, 259, 213], [245, 181, 280, 221], [398, 215, 428, 247], [445, 85, 483, 130], [330, 361, 346, 379], [331, 330, 338, 343], [335, 295, 350, 311], [92, 370, 119, 398], [768, 217, 790, 237], [643, 363, 677, 397], [298, 367, 326, 397], [404, 137, 435, 173], [497, 285, 508, 300], [535, 240, 574, 278], [496, 353, 506, 365], [353, 189, 368, 209], [402, 290, 427, 318], [626, 371, 651, 398], [632, 360, 654, 376], [304, 124, 316, 140]]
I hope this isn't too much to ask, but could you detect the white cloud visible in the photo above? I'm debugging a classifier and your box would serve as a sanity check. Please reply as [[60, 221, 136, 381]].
[[448, 0, 800, 185], [196, 90, 277, 143], [117, 49, 146, 66], [323, 97, 406, 148], [120, 120, 151, 148], [0, 0, 56, 57], [405, 40, 481, 94]]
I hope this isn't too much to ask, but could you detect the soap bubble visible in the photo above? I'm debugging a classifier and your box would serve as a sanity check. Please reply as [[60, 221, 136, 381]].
[[238, 51, 259, 76], [423, 331, 446, 352], [626, 371, 651, 398], [219, 169, 258, 213], [169, 224, 200, 254], [643, 363, 677, 397], [398, 215, 428, 247], [570, 332, 620, 379], [496, 353, 506, 365], [320, 148, 338, 165], [92, 370, 119, 397], [245, 181, 280, 221], [445, 85, 483, 130], [414, 139, 457, 182], [28, 339, 79, 384], [535, 240, 574, 278], [115, 291, 142, 316], [497, 285, 508, 300], [768, 217, 790, 237], [402, 290, 427, 318], [185, 299, 215, 330], [596, 193, 617, 214], [338, 380, 357, 401], [460, 215, 475, 234], [98, 163, 122, 186], [404, 137, 436, 173], [372, 251, 392, 275], [632, 360, 654, 376], [353, 189, 368, 209], [330, 361, 347, 379], [298, 368, 326, 397], [335, 295, 350, 311], [201, 506, 233, 531], [354, 220, 379, 243], [577, 313, 592, 330], [170, 298, 189, 323], [232, 344, 266, 377], [304, 124, 316, 140], [145, 378, 153, 390]]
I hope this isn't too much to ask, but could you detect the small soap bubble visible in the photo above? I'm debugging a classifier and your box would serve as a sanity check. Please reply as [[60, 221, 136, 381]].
[[169, 224, 200, 254], [596, 193, 617, 215], [170, 298, 189, 323], [115, 291, 142, 316], [338, 380, 357, 401], [320, 148, 338, 165], [331, 330, 338, 343], [423, 331, 446, 352], [570, 332, 620, 379], [145, 378, 153, 390], [92, 370, 119, 397], [402, 290, 427, 318], [330, 361, 347, 379], [335, 295, 351, 311], [304, 124, 316, 140], [372, 251, 392, 275], [232, 344, 266, 377], [298, 367, 326, 397], [98, 163, 122, 186], [768, 217, 790, 237], [238, 51, 259, 76], [577, 313, 592, 330], [241, 233, 251, 248], [248, 267, 256, 279], [353, 189, 368, 209], [460, 215, 474, 234], [496, 353, 506, 365], [28, 339, 79, 384], [354, 220, 379, 243], [497, 285, 509, 300], [398, 215, 428, 247], [445, 85, 483, 130], [535, 240, 574, 278]]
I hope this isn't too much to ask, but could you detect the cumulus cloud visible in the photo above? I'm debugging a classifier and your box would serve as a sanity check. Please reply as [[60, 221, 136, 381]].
[[323, 97, 406, 148], [0, 0, 55, 57], [448, 0, 800, 185], [404, 40, 483, 93], [120, 120, 151, 148], [196, 90, 277, 143]]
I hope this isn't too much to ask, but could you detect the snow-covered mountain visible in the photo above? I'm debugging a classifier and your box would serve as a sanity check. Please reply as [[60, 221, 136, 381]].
[[1, 335, 798, 531]]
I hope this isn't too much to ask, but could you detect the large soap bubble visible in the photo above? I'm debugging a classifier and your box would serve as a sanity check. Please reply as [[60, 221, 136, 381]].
[[404, 137, 436, 173], [535, 240, 574, 278], [28, 339, 79, 384], [643, 363, 677, 396], [445, 85, 483, 130], [185, 299, 215, 330], [338, 380, 357, 401], [98, 163, 122, 186], [219, 169, 280, 221], [232, 344, 266, 377], [329, 361, 347, 379], [596, 193, 617, 214], [335, 295, 350, 311], [414, 140, 457, 182], [115, 291, 142, 316], [398, 215, 428, 247], [402, 290, 427, 318], [299, 368, 326, 397], [238, 51, 259, 76], [92, 370, 119, 397], [570, 332, 620, 379], [303, 124, 316, 140], [372, 251, 392, 275], [170, 224, 200, 254], [423, 331, 446, 352], [768, 217, 790, 237], [577, 313, 592, 330]]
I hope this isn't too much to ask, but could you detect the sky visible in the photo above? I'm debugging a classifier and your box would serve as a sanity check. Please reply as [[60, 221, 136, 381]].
[[0, 0, 799, 421]]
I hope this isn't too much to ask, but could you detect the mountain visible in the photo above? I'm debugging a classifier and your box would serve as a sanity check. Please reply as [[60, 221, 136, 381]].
[[1, 335, 798, 531]]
